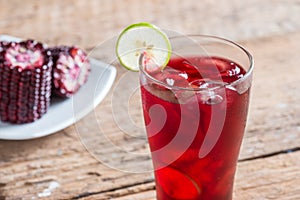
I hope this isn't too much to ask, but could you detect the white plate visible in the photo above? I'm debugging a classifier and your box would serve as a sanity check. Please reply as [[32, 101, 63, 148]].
[[0, 35, 117, 140]]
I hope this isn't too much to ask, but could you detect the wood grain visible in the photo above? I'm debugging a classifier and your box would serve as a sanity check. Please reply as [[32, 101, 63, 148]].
[[0, 32, 300, 200], [77, 150, 300, 200], [1, 0, 300, 199], [0, 0, 299, 48]]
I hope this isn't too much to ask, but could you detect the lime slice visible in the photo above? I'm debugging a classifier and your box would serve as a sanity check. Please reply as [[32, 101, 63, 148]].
[[156, 166, 201, 199], [116, 22, 171, 71]]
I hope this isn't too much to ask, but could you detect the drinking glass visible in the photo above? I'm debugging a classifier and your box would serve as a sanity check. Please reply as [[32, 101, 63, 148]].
[[139, 35, 253, 200]]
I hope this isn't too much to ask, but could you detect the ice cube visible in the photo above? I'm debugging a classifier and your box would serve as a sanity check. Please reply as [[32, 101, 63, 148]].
[[218, 61, 245, 83], [190, 80, 226, 105], [189, 79, 225, 89], [166, 78, 175, 86], [154, 67, 190, 88], [144, 57, 161, 73], [144, 84, 179, 104], [204, 93, 223, 105]]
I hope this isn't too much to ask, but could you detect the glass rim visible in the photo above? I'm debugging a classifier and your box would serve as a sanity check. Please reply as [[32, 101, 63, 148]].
[[139, 34, 254, 92]]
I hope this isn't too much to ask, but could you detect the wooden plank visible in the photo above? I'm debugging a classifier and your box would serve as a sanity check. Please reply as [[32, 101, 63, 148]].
[[0, 0, 299, 198], [239, 32, 300, 159], [67, 151, 300, 200], [81, 183, 156, 200], [234, 151, 300, 200], [0, 0, 299, 49], [0, 32, 300, 199]]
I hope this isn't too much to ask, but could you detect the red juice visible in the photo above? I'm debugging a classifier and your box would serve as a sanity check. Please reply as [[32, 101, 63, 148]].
[[140, 56, 250, 200]]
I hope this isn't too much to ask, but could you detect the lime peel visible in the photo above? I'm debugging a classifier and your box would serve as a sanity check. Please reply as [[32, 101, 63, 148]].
[[116, 22, 171, 71]]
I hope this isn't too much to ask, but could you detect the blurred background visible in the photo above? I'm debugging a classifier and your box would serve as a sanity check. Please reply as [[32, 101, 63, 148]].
[[1, 0, 299, 48]]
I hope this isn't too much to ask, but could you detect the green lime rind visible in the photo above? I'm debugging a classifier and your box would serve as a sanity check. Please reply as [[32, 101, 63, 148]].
[[116, 22, 172, 72]]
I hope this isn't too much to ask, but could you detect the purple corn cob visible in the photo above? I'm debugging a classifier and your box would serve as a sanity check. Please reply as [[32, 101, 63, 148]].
[[50, 46, 91, 98], [0, 40, 53, 124]]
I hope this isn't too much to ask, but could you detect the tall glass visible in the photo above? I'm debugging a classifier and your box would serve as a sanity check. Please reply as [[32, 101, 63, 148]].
[[139, 35, 253, 200]]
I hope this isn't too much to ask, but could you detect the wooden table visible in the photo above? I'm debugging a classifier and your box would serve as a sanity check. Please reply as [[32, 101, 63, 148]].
[[1, 1, 300, 199]]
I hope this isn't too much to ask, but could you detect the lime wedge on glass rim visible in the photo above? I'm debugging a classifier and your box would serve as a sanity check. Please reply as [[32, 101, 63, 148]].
[[116, 22, 172, 71]]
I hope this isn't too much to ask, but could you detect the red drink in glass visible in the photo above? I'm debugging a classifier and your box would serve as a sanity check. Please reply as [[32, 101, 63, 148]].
[[139, 35, 253, 200]]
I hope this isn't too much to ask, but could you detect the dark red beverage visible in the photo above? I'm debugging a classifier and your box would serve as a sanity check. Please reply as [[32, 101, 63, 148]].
[[140, 56, 250, 200]]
